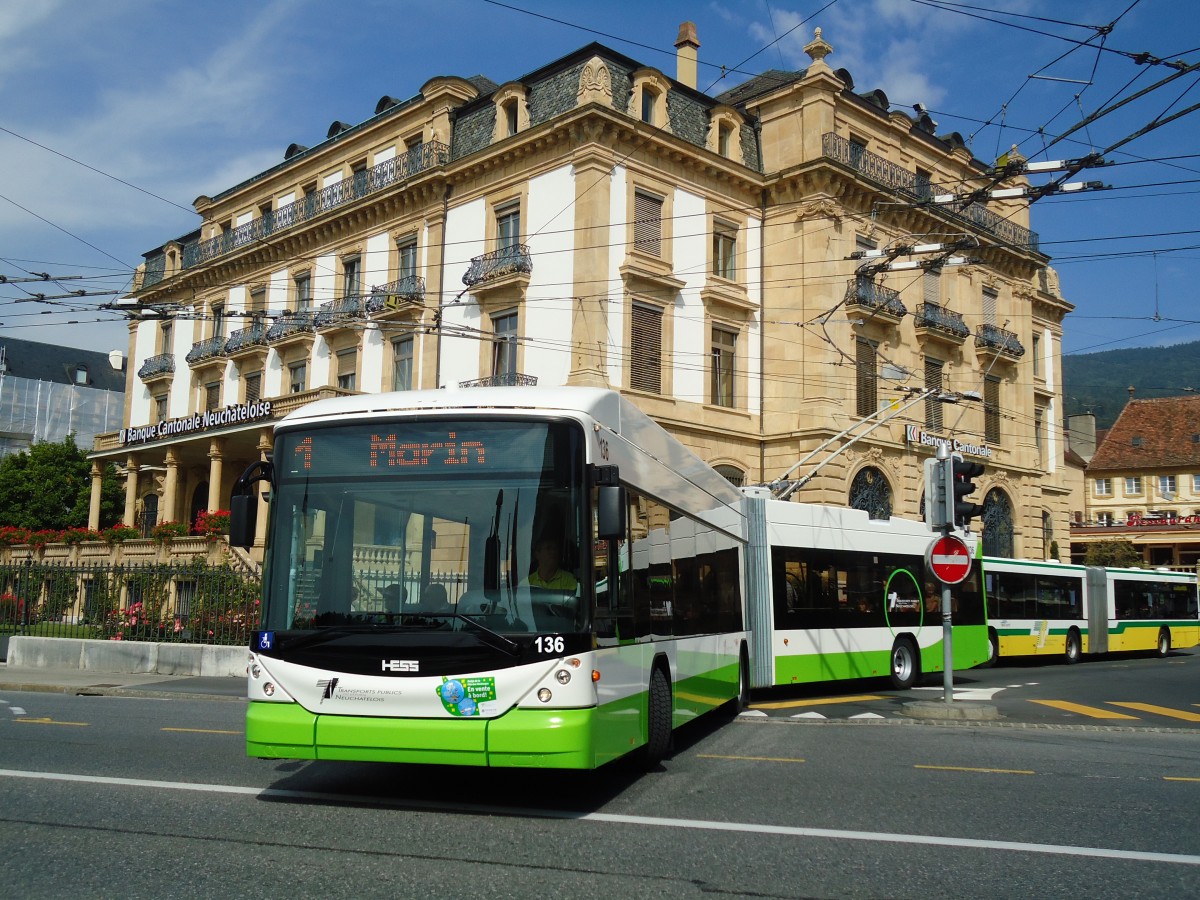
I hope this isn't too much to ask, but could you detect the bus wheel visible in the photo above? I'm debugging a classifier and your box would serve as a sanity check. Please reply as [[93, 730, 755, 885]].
[[889, 638, 920, 690], [1064, 629, 1082, 665], [735, 647, 751, 712], [978, 629, 999, 669], [1156, 628, 1171, 658], [644, 666, 673, 766]]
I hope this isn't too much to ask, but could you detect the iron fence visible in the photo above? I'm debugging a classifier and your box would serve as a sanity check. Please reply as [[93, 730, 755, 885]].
[[0, 559, 260, 646]]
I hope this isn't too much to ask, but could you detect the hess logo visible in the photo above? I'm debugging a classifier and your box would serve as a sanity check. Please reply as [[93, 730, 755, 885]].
[[381, 659, 419, 673]]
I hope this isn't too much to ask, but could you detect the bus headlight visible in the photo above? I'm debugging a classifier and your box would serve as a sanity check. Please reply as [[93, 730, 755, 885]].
[[250, 664, 262, 679], [555, 669, 571, 685], [537, 688, 553, 703], [263, 682, 275, 697]]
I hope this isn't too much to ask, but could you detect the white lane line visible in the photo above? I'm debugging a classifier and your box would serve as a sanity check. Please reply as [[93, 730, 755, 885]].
[[1, 767, 1198, 866], [10, 708, 25, 716]]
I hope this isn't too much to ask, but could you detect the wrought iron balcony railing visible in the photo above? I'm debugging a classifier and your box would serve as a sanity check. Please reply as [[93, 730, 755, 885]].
[[265, 311, 314, 342], [462, 244, 532, 287], [179, 142, 450, 271], [459, 373, 538, 388], [142, 256, 166, 289], [975, 322, 1025, 358], [914, 302, 971, 340], [224, 322, 268, 354], [137, 353, 175, 380], [366, 275, 426, 312], [822, 132, 1038, 252], [845, 278, 907, 320], [314, 295, 367, 328], [185, 335, 227, 365]]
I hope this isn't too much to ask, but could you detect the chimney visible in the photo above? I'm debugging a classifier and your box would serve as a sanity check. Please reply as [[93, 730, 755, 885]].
[[675, 22, 699, 89]]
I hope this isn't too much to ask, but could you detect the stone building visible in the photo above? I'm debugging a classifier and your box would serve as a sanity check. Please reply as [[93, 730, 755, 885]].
[[89, 24, 1071, 559]]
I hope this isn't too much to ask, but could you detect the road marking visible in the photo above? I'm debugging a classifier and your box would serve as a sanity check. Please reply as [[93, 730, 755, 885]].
[[161, 727, 243, 735], [790, 711, 827, 719], [915, 765, 1035, 776], [1028, 700, 1138, 720], [751, 694, 885, 710], [13, 717, 88, 727], [1164, 777, 1200, 783], [0, 767, 1198, 867], [10, 707, 25, 716], [1109, 703, 1200, 723], [849, 712, 885, 719], [697, 754, 806, 764]]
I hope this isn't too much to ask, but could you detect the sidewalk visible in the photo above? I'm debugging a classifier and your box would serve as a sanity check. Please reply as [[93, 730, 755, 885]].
[[0, 661, 247, 701]]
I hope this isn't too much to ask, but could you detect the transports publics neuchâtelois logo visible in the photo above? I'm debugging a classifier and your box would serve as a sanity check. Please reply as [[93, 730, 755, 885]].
[[904, 425, 994, 459], [120, 400, 273, 447]]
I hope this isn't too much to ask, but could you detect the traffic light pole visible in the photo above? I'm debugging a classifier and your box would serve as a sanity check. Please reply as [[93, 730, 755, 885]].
[[937, 444, 953, 705]]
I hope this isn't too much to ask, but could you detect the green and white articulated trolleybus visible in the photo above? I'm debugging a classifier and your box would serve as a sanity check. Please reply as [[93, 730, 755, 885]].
[[981, 556, 1200, 663], [230, 387, 989, 770], [231, 387, 751, 769]]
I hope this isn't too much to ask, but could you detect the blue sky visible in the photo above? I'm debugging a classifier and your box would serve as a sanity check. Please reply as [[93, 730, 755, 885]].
[[0, 0, 1196, 362]]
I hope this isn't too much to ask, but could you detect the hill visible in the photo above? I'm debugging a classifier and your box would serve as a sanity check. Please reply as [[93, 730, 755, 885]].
[[1061, 341, 1200, 428]]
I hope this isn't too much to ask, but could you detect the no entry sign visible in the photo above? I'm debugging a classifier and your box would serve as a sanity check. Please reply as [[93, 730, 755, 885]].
[[927, 533, 972, 584]]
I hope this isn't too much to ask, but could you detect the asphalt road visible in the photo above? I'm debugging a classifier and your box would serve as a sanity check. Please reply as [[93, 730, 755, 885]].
[[1, 658, 1198, 898]]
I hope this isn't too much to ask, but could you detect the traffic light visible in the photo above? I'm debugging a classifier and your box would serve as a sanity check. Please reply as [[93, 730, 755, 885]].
[[923, 457, 950, 530], [946, 453, 985, 529]]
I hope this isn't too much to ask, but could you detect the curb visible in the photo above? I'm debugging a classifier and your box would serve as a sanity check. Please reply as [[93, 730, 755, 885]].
[[900, 700, 1002, 721]]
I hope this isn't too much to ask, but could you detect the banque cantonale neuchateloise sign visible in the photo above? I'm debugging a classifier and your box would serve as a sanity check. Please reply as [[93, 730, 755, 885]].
[[120, 400, 273, 447], [904, 425, 994, 459]]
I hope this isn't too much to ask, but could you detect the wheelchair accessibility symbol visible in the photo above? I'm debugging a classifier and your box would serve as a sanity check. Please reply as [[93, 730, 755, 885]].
[[257, 631, 274, 651]]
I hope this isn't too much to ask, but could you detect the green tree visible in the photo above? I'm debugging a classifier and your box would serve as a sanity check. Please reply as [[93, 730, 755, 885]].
[[0, 435, 123, 530], [1083, 539, 1143, 568]]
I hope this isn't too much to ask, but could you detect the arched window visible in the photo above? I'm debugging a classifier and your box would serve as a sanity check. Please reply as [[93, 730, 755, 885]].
[[714, 465, 745, 488], [982, 488, 1014, 557], [849, 466, 892, 520]]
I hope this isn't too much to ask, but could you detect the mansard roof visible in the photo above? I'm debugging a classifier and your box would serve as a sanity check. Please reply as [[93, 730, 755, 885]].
[[1089, 396, 1200, 471]]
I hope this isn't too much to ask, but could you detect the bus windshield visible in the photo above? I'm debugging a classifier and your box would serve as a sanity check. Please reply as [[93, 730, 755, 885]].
[[260, 418, 587, 641]]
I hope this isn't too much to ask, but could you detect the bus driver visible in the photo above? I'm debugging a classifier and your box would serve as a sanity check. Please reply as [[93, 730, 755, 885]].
[[524, 536, 578, 591]]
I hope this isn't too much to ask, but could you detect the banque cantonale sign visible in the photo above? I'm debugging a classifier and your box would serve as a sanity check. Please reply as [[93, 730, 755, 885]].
[[120, 400, 273, 447], [905, 424, 994, 459]]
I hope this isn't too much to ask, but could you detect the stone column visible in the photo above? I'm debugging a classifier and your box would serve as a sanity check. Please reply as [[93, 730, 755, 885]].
[[162, 447, 180, 525], [122, 455, 140, 527], [207, 438, 225, 512], [567, 144, 613, 387], [88, 462, 104, 530]]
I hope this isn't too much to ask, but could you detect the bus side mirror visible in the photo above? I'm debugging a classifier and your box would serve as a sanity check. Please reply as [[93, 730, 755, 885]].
[[229, 493, 256, 549], [596, 484, 626, 540]]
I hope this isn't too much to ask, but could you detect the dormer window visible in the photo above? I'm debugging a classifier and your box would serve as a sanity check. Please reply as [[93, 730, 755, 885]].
[[491, 85, 529, 142], [504, 99, 518, 136], [74, 365, 89, 385], [631, 70, 670, 133], [641, 88, 658, 124], [707, 107, 744, 159]]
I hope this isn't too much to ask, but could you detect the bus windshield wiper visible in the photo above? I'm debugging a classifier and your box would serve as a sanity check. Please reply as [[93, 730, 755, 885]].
[[281, 620, 442, 651], [422, 612, 520, 656]]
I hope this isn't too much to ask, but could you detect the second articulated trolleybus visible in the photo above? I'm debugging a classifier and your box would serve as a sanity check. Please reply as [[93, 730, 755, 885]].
[[982, 556, 1200, 663], [231, 387, 988, 770]]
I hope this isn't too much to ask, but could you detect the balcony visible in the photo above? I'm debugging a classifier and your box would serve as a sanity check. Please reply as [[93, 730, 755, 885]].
[[366, 275, 426, 313], [845, 278, 907, 324], [463, 244, 532, 288], [975, 322, 1025, 359], [459, 373, 538, 388], [266, 311, 314, 343], [822, 132, 1038, 252], [185, 336, 227, 366], [178, 142, 450, 271], [224, 322, 267, 355], [136, 353, 175, 381], [314, 295, 366, 329], [914, 302, 971, 343]]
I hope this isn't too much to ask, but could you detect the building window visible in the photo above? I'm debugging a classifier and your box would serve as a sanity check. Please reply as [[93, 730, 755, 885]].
[[496, 206, 520, 251], [1042, 511, 1053, 558], [397, 236, 418, 279], [924, 357, 944, 431], [633, 191, 663, 257], [855, 338, 877, 418], [1094, 478, 1112, 496], [1159, 474, 1177, 497], [204, 381, 221, 411], [392, 336, 413, 391], [849, 466, 892, 520], [915, 167, 933, 202], [848, 136, 867, 168], [1097, 512, 1114, 526], [1193, 474, 1200, 493], [630, 302, 663, 394], [212, 304, 226, 339], [1125, 476, 1143, 495], [336, 349, 357, 391], [288, 361, 307, 394], [711, 327, 736, 407], [983, 286, 998, 325], [641, 87, 658, 124], [1032, 333, 1043, 378], [154, 395, 167, 422], [503, 99, 518, 136], [1034, 406, 1045, 465], [713, 224, 736, 281], [923, 268, 940, 306], [342, 255, 361, 298], [718, 122, 734, 158], [249, 286, 267, 320], [492, 310, 518, 377], [244, 371, 261, 403], [983, 375, 1001, 444], [160, 322, 173, 355], [294, 272, 312, 311], [714, 464, 745, 487]]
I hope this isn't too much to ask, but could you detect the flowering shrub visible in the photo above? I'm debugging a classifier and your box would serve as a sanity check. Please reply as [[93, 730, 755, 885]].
[[102, 524, 141, 545], [26, 530, 59, 550], [0, 526, 31, 546], [0, 591, 26, 626], [193, 509, 231, 540], [60, 527, 102, 546], [150, 521, 188, 543]]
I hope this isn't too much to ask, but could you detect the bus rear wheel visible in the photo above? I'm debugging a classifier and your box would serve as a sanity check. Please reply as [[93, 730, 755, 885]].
[[735, 647, 751, 712], [643, 666, 673, 766], [1064, 629, 1082, 664], [979, 629, 999, 668], [1156, 628, 1171, 658], [890, 638, 920, 690]]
